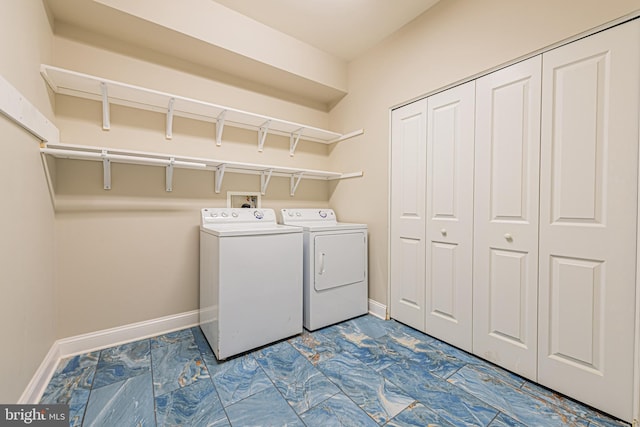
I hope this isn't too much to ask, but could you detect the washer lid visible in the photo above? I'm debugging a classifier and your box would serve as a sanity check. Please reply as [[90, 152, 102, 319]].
[[201, 223, 302, 237]]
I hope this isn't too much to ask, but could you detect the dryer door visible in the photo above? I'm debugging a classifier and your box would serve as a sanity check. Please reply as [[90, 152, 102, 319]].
[[314, 232, 365, 291]]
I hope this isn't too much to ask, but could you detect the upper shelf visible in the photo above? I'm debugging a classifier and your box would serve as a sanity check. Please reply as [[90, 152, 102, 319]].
[[40, 65, 363, 155]]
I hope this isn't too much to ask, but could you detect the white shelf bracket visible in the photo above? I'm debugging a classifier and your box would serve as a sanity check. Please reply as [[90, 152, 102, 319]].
[[260, 169, 273, 195], [215, 110, 226, 146], [289, 128, 304, 157], [165, 157, 175, 192], [258, 120, 271, 152], [101, 149, 111, 190], [290, 172, 304, 197], [100, 82, 110, 131], [166, 97, 175, 140], [215, 164, 226, 193]]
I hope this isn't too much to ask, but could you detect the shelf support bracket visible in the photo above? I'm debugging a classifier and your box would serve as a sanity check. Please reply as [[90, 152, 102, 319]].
[[165, 157, 175, 192], [101, 149, 111, 190], [260, 169, 273, 195], [258, 120, 271, 152], [290, 172, 304, 197], [215, 110, 226, 146], [166, 97, 175, 140], [100, 82, 110, 131], [215, 164, 226, 193], [289, 128, 304, 157]]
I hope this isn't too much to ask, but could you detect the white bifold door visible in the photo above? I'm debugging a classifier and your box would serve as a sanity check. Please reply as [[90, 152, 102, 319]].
[[537, 20, 639, 421], [473, 56, 542, 380], [390, 99, 427, 331], [425, 82, 475, 352]]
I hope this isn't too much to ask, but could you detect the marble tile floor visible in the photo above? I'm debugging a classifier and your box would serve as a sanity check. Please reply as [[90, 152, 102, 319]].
[[40, 315, 630, 427]]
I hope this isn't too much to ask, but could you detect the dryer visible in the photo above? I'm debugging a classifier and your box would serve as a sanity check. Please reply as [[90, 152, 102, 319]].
[[200, 208, 302, 359], [281, 208, 368, 330]]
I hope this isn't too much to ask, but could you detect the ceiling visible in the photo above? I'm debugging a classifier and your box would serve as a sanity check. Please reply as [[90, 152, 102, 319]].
[[44, 0, 439, 109], [213, 0, 440, 61]]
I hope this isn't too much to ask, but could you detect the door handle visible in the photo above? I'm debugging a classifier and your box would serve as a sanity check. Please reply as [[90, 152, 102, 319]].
[[319, 252, 326, 275], [440, 228, 447, 236], [504, 233, 513, 242]]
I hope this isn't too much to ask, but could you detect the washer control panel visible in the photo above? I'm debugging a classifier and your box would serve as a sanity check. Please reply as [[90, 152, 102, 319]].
[[281, 208, 337, 224], [201, 208, 274, 225]]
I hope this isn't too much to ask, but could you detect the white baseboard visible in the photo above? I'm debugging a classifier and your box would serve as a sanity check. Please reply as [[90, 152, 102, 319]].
[[368, 299, 387, 320], [20, 309, 200, 404], [56, 310, 200, 357], [18, 343, 62, 404]]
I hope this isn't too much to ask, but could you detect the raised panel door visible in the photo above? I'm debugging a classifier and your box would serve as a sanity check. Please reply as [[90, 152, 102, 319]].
[[473, 56, 542, 380], [425, 81, 475, 351], [390, 100, 427, 330], [538, 20, 639, 422]]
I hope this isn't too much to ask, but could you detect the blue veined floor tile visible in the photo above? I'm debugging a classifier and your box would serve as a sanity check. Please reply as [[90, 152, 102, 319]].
[[92, 340, 151, 389], [423, 334, 485, 366], [382, 359, 499, 426], [151, 328, 194, 349], [338, 314, 391, 339], [155, 377, 226, 426], [151, 336, 209, 396], [386, 402, 455, 427], [317, 353, 413, 424], [191, 326, 221, 374], [255, 341, 339, 414], [460, 360, 526, 389], [212, 354, 272, 407], [41, 351, 98, 401], [83, 372, 155, 427], [42, 386, 90, 427], [488, 413, 527, 426], [225, 385, 304, 427], [520, 381, 629, 427], [299, 392, 378, 427], [289, 327, 345, 365], [380, 334, 464, 379], [40, 352, 99, 426], [332, 327, 402, 372], [448, 365, 589, 427]]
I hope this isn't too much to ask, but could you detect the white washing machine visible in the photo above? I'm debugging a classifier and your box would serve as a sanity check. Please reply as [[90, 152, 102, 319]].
[[199, 208, 302, 360], [281, 208, 368, 331]]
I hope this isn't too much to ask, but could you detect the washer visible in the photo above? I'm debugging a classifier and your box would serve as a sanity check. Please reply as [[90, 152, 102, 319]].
[[281, 208, 368, 331], [200, 208, 302, 360]]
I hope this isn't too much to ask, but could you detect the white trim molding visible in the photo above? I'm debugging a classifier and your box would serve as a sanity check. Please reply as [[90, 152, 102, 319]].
[[19, 310, 200, 404], [18, 344, 62, 405], [0, 74, 59, 143], [368, 299, 387, 320], [56, 310, 199, 358]]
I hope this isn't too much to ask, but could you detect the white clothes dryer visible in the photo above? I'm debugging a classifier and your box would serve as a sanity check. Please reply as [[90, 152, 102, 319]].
[[200, 208, 302, 360], [281, 208, 368, 331]]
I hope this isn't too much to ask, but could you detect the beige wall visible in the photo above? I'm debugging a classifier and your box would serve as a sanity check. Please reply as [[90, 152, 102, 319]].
[[328, 0, 640, 305], [0, 1, 56, 402], [50, 31, 334, 337]]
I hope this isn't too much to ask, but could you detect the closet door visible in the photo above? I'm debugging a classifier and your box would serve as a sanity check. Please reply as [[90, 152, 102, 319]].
[[472, 57, 541, 380], [424, 82, 475, 351], [538, 20, 639, 422], [390, 100, 427, 330]]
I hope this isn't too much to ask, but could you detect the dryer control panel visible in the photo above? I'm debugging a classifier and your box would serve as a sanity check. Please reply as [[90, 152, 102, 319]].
[[281, 209, 337, 225]]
